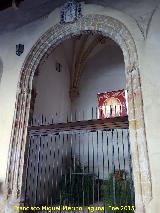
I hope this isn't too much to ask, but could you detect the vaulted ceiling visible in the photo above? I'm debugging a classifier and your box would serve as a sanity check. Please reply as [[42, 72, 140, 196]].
[[0, 0, 24, 11], [0, 0, 159, 35], [63, 34, 116, 100], [38, 33, 118, 101]]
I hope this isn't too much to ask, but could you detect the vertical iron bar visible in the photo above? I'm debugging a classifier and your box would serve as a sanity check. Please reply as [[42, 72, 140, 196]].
[[51, 115, 54, 124], [122, 129, 127, 209], [40, 137, 44, 205], [116, 129, 123, 207], [97, 107, 100, 119], [78, 133, 81, 164], [106, 131, 110, 176], [96, 107, 98, 120], [105, 130, 110, 210], [73, 133, 76, 205], [70, 111, 73, 122], [46, 136, 49, 206], [37, 115, 40, 126], [75, 110, 77, 122], [112, 129, 116, 206], [52, 135, 56, 204], [120, 105, 122, 116], [115, 105, 116, 117], [122, 129, 126, 172], [44, 116, 47, 125], [82, 132, 85, 207], [87, 132, 90, 205], [35, 136, 41, 205], [32, 137, 36, 205], [97, 131, 100, 203], [50, 135, 54, 205], [101, 130, 105, 212], [83, 109, 84, 121], [48, 135, 52, 205], [55, 112, 58, 123], [74, 133, 76, 172], [69, 133, 73, 205], [59, 133, 64, 206], [30, 117, 33, 126], [57, 133, 61, 204], [34, 115, 37, 126], [65, 133, 69, 206], [127, 129, 135, 208], [29, 143, 34, 206], [56, 134, 60, 203], [92, 107, 94, 120], [77, 133, 80, 207], [50, 135, 53, 205], [116, 129, 121, 172], [110, 105, 112, 117], [92, 131, 95, 205], [41, 114, 44, 125], [38, 139, 42, 204], [48, 115, 50, 125], [43, 137, 47, 205], [125, 130, 129, 208], [102, 131, 105, 180], [67, 112, 69, 123]]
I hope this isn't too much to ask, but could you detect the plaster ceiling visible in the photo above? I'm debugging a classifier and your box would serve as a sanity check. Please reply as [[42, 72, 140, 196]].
[[0, 0, 159, 35]]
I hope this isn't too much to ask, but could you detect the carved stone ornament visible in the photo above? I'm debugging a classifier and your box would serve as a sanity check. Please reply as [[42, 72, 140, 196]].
[[60, 0, 82, 24]]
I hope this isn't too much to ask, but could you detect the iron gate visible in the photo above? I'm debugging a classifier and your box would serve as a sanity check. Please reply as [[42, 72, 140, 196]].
[[23, 126, 135, 212]]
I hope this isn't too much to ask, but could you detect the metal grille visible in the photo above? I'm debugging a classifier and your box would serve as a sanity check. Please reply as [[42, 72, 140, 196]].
[[23, 127, 135, 212]]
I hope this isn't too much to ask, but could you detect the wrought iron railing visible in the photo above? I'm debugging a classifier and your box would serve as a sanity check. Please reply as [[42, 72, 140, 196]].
[[23, 108, 135, 213], [29, 105, 127, 126]]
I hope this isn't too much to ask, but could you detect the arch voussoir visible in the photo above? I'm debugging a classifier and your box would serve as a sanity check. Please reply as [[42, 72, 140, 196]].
[[5, 14, 151, 213]]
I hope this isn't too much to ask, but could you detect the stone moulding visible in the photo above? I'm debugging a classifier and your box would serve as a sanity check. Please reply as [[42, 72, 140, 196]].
[[4, 14, 152, 213]]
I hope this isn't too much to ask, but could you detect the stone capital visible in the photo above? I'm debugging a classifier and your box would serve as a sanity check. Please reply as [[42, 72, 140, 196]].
[[69, 87, 79, 101]]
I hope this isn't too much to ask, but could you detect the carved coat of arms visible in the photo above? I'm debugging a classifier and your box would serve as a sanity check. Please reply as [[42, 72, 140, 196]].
[[60, 0, 82, 24]]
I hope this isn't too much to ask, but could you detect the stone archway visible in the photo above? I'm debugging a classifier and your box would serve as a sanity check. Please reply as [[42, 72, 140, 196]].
[[6, 14, 152, 212]]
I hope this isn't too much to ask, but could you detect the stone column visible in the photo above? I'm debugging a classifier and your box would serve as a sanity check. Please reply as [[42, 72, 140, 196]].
[[127, 66, 152, 212]]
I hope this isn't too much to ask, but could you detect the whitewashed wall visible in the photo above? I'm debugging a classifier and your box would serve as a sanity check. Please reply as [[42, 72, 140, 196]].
[[33, 43, 71, 122], [0, 7, 61, 185], [0, 3, 159, 212], [72, 44, 126, 119], [140, 5, 160, 213]]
